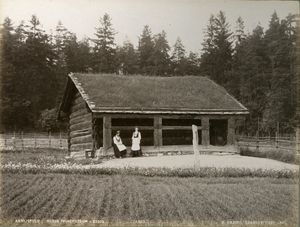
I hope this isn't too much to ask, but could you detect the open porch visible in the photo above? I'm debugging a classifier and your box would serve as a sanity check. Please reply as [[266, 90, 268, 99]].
[[92, 113, 243, 155]]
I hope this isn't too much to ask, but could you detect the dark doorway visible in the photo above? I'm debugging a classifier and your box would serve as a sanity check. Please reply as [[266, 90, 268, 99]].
[[209, 119, 227, 146], [162, 118, 201, 145]]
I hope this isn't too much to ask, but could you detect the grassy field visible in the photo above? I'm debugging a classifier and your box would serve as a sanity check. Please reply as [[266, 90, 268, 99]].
[[1, 148, 102, 165], [1, 173, 298, 225]]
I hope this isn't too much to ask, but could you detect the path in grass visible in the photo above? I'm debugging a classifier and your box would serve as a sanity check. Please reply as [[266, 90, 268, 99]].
[[99, 154, 299, 171], [1, 173, 297, 225]]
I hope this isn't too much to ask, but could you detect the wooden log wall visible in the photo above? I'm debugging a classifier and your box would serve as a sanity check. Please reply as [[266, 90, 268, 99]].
[[69, 92, 93, 153]]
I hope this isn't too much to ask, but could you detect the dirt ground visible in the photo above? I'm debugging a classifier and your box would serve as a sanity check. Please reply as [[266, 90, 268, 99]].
[[99, 154, 299, 171]]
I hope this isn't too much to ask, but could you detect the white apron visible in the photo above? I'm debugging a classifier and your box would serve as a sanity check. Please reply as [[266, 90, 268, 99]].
[[113, 136, 126, 151], [131, 132, 141, 151]]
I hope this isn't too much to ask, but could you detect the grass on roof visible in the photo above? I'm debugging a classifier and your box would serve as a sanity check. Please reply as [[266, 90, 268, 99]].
[[71, 73, 246, 111]]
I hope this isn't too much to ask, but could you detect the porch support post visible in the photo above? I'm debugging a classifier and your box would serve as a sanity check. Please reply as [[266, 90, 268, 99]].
[[227, 117, 235, 145], [154, 116, 162, 147], [103, 116, 112, 151], [201, 117, 210, 146]]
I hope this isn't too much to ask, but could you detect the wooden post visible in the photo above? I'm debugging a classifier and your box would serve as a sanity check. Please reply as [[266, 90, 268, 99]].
[[275, 122, 279, 150], [201, 117, 209, 146], [21, 131, 24, 150], [13, 131, 16, 148], [49, 132, 51, 148], [257, 117, 260, 138], [103, 116, 112, 151], [67, 127, 71, 155], [59, 131, 62, 149], [296, 126, 300, 154], [34, 133, 37, 149], [275, 123, 279, 150], [154, 117, 162, 147], [192, 125, 200, 155], [227, 117, 235, 145]]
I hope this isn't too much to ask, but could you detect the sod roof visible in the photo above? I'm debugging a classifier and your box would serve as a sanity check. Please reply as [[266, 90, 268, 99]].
[[60, 73, 248, 115]]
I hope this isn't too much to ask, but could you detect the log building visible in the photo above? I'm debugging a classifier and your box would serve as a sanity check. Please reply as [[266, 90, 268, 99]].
[[58, 73, 249, 158]]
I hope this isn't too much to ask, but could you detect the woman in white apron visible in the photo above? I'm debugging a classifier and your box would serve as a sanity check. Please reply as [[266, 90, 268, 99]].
[[131, 127, 142, 157], [113, 131, 127, 158]]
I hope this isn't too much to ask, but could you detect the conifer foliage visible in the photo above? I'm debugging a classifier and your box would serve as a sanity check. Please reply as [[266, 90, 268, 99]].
[[0, 12, 297, 134]]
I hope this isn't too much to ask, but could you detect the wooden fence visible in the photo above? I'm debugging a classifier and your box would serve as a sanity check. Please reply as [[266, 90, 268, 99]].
[[0, 132, 298, 152], [236, 135, 298, 153], [0, 132, 68, 150]]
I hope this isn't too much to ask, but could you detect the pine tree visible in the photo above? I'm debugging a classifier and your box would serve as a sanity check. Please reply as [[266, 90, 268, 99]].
[[200, 11, 233, 85], [20, 15, 56, 128], [138, 25, 155, 74], [92, 13, 116, 73], [171, 37, 187, 75], [186, 51, 200, 75], [52, 21, 72, 106], [262, 12, 296, 132], [1, 17, 19, 130], [151, 30, 170, 75], [234, 16, 246, 46], [116, 40, 139, 75], [227, 16, 246, 98], [231, 25, 270, 134], [65, 35, 91, 73]]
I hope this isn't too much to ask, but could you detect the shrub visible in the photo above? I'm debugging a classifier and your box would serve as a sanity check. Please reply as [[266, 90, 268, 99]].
[[1, 162, 297, 178], [239, 146, 298, 164]]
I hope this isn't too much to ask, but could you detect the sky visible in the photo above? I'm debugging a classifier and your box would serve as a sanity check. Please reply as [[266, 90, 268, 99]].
[[1, 0, 299, 52]]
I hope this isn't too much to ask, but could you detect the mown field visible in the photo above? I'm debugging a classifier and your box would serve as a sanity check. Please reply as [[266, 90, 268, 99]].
[[1, 173, 298, 225]]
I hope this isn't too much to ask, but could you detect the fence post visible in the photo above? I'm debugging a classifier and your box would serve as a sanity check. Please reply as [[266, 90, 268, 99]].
[[256, 138, 259, 151], [257, 117, 260, 139], [21, 131, 24, 150], [277, 122, 280, 139], [275, 122, 279, 150], [13, 131, 16, 148], [49, 131, 51, 148], [256, 118, 259, 151], [60, 131, 62, 149], [34, 133, 37, 149]]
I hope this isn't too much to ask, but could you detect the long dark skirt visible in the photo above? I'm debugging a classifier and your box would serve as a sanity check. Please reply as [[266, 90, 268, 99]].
[[113, 144, 120, 158], [120, 149, 127, 158], [131, 148, 143, 157]]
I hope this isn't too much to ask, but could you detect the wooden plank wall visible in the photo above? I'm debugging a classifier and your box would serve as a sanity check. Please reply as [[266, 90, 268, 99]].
[[69, 92, 93, 153]]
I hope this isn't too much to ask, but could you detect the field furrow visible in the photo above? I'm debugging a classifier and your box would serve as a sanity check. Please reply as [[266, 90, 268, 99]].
[[61, 177, 86, 219], [92, 177, 111, 220], [1, 175, 43, 206], [1, 173, 297, 224], [4, 176, 51, 218], [24, 175, 64, 219], [48, 176, 75, 219]]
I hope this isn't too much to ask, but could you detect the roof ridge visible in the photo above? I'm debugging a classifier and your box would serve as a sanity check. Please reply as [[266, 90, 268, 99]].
[[72, 73, 207, 79]]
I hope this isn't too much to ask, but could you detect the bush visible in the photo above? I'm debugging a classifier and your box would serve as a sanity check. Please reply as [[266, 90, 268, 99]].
[[1, 162, 297, 178], [239, 146, 298, 164]]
